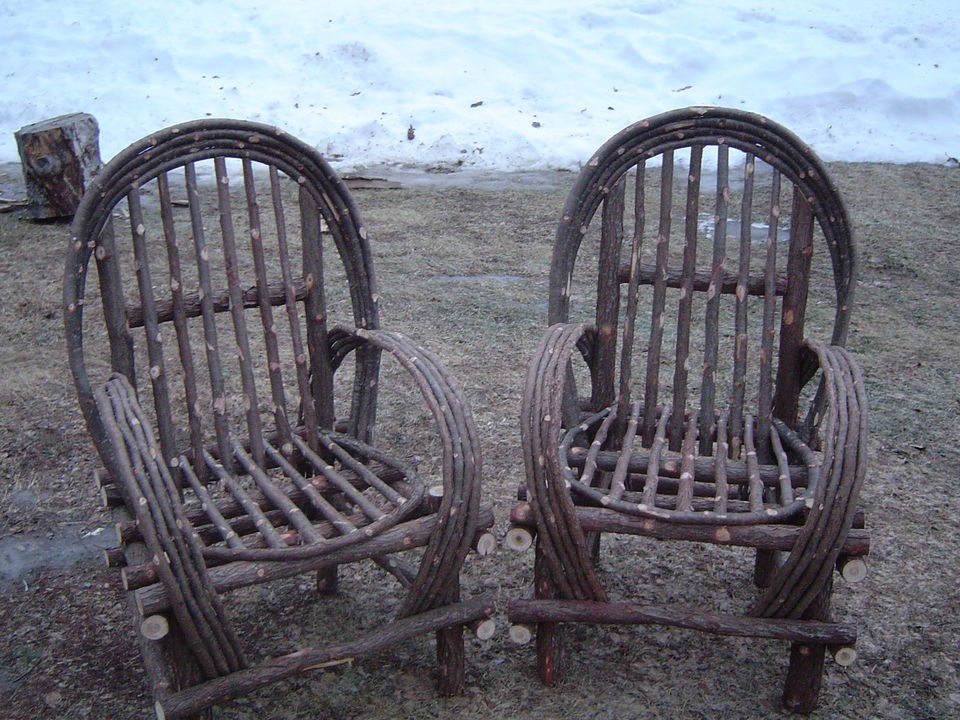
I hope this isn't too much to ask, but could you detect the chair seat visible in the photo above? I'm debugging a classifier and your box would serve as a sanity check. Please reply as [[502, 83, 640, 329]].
[[179, 428, 428, 563], [102, 371, 428, 565], [560, 402, 818, 526]]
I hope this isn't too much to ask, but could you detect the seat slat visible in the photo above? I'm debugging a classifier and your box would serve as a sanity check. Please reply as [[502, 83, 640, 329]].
[[180, 459, 246, 548], [608, 400, 641, 504], [264, 442, 365, 538], [565, 408, 617, 491], [315, 431, 409, 508], [676, 414, 698, 512], [641, 405, 671, 507], [203, 449, 285, 548], [714, 411, 730, 513], [563, 402, 816, 524], [743, 415, 765, 513], [232, 439, 320, 543], [770, 422, 795, 505], [294, 435, 387, 522]]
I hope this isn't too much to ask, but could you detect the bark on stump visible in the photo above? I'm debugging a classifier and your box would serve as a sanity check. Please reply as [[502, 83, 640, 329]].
[[14, 112, 101, 219]]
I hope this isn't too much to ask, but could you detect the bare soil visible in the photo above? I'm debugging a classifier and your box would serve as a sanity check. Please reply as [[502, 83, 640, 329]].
[[0, 160, 958, 719]]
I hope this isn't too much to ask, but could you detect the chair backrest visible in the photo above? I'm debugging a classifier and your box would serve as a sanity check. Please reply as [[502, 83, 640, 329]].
[[64, 120, 381, 477], [550, 107, 855, 457]]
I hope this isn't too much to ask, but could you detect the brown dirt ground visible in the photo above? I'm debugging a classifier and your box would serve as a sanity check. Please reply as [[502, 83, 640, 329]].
[[0, 160, 958, 719]]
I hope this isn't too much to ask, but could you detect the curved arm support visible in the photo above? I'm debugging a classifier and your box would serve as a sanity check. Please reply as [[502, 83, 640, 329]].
[[750, 340, 868, 619], [520, 322, 607, 602], [94, 373, 246, 679], [330, 326, 483, 618]]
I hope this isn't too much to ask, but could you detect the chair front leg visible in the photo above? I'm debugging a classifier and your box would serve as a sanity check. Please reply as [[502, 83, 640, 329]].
[[435, 586, 467, 696], [315, 565, 339, 596], [782, 577, 833, 713], [535, 539, 563, 686]]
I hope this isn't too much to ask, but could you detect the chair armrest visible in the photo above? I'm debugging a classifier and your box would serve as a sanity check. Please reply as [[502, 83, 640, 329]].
[[330, 325, 483, 616], [751, 340, 869, 619], [520, 322, 606, 602], [94, 373, 246, 676]]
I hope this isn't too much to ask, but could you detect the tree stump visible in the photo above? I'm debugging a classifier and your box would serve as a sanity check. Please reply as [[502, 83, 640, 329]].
[[14, 112, 102, 220]]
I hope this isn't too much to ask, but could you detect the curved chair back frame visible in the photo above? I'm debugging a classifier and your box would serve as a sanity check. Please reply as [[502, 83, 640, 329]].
[[550, 106, 855, 337], [64, 120, 381, 475], [547, 107, 855, 447]]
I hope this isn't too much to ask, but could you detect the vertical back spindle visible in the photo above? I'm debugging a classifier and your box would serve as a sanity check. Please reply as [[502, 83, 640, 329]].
[[617, 161, 646, 431], [127, 187, 177, 468], [699, 144, 730, 454], [729, 153, 755, 457], [642, 151, 674, 446], [270, 168, 319, 453], [215, 157, 265, 466], [95, 219, 136, 384], [668, 145, 703, 450], [158, 171, 205, 471], [242, 160, 292, 448], [757, 169, 782, 460], [593, 177, 625, 413], [186, 162, 233, 472], [300, 186, 335, 435], [773, 186, 816, 428]]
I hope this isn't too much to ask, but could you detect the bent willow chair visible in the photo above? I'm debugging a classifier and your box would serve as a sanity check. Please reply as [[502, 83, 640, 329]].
[[506, 107, 869, 712], [64, 120, 493, 719]]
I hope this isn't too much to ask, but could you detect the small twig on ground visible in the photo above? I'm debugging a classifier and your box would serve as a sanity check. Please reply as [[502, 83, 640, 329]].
[[0, 197, 29, 213]]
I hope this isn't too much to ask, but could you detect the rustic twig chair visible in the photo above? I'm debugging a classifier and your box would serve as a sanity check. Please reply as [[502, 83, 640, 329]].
[[506, 107, 869, 712], [64, 120, 494, 719]]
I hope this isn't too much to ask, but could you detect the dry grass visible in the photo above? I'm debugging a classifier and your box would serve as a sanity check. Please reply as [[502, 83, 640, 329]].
[[0, 161, 958, 719]]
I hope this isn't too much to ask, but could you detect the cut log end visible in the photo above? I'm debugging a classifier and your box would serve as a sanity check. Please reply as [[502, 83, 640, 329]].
[[472, 617, 497, 641], [833, 645, 857, 667], [474, 532, 497, 556], [505, 527, 534, 553], [140, 614, 170, 641], [508, 624, 533, 645], [103, 546, 125, 568], [839, 557, 868, 583], [426, 484, 445, 512]]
